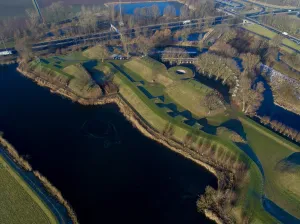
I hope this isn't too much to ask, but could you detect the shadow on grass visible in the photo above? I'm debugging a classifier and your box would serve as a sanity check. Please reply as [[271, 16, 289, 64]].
[[263, 197, 300, 224]]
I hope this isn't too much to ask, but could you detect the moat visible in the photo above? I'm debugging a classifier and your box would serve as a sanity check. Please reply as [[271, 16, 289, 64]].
[[0, 64, 217, 223]]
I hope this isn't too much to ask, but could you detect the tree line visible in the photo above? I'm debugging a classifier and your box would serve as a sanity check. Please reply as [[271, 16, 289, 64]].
[[260, 116, 300, 143]]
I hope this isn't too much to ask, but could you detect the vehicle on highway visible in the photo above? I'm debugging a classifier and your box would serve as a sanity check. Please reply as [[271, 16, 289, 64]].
[[0, 50, 12, 56], [183, 20, 191, 25]]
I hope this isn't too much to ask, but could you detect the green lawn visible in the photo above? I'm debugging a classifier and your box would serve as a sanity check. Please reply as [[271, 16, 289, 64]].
[[167, 66, 194, 80], [0, 155, 57, 224], [239, 116, 300, 219], [244, 24, 300, 52], [165, 80, 217, 117], [124, 57, 174, 86]]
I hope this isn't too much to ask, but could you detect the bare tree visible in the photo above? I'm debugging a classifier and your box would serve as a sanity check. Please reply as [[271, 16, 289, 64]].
[[163, 5, 176, 18], [241, 53, 260, 72]]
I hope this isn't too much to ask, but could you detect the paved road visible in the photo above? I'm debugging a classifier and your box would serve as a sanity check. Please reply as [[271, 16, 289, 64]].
[[1, 2, 299, 55]]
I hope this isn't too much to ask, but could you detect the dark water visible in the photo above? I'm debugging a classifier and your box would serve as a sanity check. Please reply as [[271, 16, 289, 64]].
[[256, 75, 300, 132], [0, 64, 217, 224]]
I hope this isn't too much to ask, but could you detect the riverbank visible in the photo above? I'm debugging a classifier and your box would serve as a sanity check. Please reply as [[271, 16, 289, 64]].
[[17, 66, 232, 223], [104, 0, 196, 10], [0, 136, 77, 224], [274, 100, 300, 117]]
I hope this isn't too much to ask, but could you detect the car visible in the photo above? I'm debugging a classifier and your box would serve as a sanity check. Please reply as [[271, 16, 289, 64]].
[[182, 20, 191, 25], [282, 32, 288, 36]]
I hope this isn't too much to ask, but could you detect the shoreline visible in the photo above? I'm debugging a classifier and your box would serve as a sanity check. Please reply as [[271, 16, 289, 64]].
[[17, 66, 228, 223], [0, 136, 78, 224], [104, 0, 195, 10], [273, 100, 300, 117]]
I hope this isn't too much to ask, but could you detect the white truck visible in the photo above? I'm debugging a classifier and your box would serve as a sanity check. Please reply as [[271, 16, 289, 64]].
[[282, 32, 288, 36], [183, 20, 191, 25], [0, 50, 12, 56]]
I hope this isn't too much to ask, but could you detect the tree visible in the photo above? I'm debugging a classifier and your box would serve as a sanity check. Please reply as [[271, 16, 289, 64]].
[[15, 36, 33, 63], [240, 53, 260, 73], [201, 91, 225, 115], [180, 5, 189, 20], [95, 45, 109, 62], [195, 53, 240, 86], [234, 72, 265, 115], [269, 34, 284, 48], [134, 35, 153, 56], [79, 5, 99, 34], [151, 5, 160, 21], [161, 47, 189, 65], [163, 5, 176, 18], [44, 1, 72, 24], [220, 28, 237, 43]]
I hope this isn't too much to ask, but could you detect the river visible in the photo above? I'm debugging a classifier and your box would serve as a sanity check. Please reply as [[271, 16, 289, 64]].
[[0, 64, 217, 224]]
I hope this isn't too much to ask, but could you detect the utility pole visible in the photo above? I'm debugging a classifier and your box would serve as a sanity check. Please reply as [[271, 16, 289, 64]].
[[119, 0, 124, 26], [32, 0, 43, 22]]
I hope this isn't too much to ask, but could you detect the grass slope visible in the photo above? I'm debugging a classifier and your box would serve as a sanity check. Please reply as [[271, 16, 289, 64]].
[[240, 116, 300, 219], [124, 57, 173, 86], [165, 80, 215, 117], [0, 155, 57, 224], [244, 24, 300, 53]]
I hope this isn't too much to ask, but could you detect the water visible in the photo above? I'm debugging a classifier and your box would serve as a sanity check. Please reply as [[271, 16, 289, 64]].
[[115, 1, 183, 16], [0, 64, 217, 224], [257, 75, 300, 132]]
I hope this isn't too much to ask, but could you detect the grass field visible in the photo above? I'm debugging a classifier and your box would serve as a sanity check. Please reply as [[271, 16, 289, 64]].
[[244, 24, 300, 53], [110, 59, 282, 223], [0, 1, 34, 19], [124, 57, 174, 86], [239, 116, 300, 219], [165, 80, 216, 117], [0, 155, 57, 224], [82, 45, 108, 60], [31, 51, 300, 223], [30, 53, 102, 98]]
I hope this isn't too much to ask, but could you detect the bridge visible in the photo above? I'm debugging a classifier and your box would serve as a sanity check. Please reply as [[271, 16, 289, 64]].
[[162, 58, 198, 64]]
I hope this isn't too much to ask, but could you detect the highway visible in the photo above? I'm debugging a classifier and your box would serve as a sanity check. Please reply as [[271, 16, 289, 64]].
[[0, 1, 299, 55], [0, 15, 233, 54]]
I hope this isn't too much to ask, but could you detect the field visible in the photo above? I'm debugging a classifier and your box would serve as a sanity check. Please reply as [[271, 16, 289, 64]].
[[165, 80, 215, 117], [0, 155, 57, 224], [30, 53, 102, 98], [244, 24, 300, 53], [124, 57, 174, 86], [109, 57, 287, 223], [30, 50, 300, 223], [0, 1, 34, 19], [243, 0, 300, 8], [240, 117, 300, 219]]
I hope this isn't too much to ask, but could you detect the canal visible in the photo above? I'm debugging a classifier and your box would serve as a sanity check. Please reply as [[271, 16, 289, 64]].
[[0, 64, 217, 224]]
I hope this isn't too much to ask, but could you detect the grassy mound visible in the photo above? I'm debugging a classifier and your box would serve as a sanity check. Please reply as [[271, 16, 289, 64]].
[[241, 117, 300, 219], [63, 64, 102, 98], [0, 155, 57, 224], [165, 80, 217, 117], [124, 57, 173, 86], [83, 45, 108, 60], [168, 66, 194, 80]]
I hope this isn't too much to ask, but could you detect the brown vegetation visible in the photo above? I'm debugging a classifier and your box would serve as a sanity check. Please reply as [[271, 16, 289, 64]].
[[259, 116, 300, 142], [0, 134, 32, 171], [0, 134, 78, 223], [34, 171, 79, 224]]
